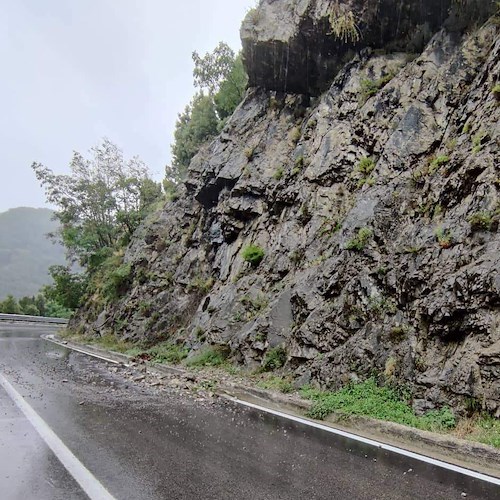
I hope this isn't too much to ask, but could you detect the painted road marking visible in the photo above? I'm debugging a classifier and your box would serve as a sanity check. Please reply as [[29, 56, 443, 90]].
[[0, 373, 116, 500], [225, 396, 500, 486], [44, 335, 121, 365], [43, 334, 500, 487]]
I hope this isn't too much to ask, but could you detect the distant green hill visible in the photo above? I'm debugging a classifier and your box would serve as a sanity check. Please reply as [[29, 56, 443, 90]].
[[0, 207, 66, 299]]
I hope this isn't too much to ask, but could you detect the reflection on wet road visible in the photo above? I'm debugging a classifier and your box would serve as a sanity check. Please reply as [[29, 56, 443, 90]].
[[1, 323, 499, 499]]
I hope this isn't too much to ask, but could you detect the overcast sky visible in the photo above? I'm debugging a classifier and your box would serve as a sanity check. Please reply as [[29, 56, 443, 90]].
[[0, 0, 253, 213]]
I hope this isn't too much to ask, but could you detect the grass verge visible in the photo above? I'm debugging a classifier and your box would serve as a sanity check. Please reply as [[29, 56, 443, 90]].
[[300, 378, 456, 433]]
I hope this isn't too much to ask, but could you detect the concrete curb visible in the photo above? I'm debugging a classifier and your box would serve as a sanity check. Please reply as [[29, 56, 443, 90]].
[[46, 335, 500, 481]]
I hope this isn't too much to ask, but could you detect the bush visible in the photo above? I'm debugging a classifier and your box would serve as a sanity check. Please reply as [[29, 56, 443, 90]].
[[242, 244, 265, 266], [262, 346, 287, 371], [102, 261, 132, 301]]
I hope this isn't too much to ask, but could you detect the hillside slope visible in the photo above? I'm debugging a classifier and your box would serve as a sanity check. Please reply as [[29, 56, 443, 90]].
[[73, 0, 499, 416], [0, 207, 66, 298]]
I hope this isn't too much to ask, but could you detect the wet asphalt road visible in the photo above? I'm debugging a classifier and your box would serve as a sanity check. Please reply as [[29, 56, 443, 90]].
[[0, 323, 499, 500]]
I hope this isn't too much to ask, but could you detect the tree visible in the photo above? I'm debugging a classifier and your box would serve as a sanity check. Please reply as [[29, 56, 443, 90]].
[[43, 265, 88, 310], [214, 55, 248, 120], [0, 295, 21, 314], [33, 138, 162, 267], [170, 93, 219, 181], [192, 42, 237, 95], [168, 42, 248, 182]]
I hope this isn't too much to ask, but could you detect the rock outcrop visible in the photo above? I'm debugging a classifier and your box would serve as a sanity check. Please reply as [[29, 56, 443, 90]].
[[241, 0, 496, 95], [73, 1, 500, 417]]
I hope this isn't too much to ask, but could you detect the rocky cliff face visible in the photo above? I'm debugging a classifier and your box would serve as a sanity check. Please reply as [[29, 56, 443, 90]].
[[74, 1, 499, 417]]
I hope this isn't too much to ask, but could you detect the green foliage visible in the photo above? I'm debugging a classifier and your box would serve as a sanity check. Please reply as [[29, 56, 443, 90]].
[[468, 211, 493, 231], [472, 130, 488, 153], [184, 346, 229, 367], [493, 84, 500, 99], [33, 139, 161, 269], [213, 55, 248, 120], [97, 254, 133, 302], [241, 244, 265, 266], [262, 346, 287, 372], [170, 93, 219, 181], [435, 227, 453, 249], [468, 416, 500, 448], [357, 157, 375, 175], [43, 265, 87, 310], [359, 73, 394, 103], [148, 342, 189, 364], [428, 155, 450, 174], [239, 293, 268, 319], [346, 227, 373, 251], [273, 166, 284, 180], [168, 42, 247, 183], [301, 378, 456, 431], [355, 157, 376, 188], [257, 375, 294, 394], [0, 294, 21, 314], [187, 275, 214, 295]]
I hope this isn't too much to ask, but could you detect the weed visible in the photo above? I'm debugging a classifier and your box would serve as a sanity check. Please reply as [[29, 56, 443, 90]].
[[389, 325, 409, 342], [194, 326, 206, 341], [384, 357, 398, 378], [289, 248, 305, 265], [240, 293, 268, 319], [257, 375, 294, 394], [289, 127, 301, 144], [357, 157, 376, 175], [242, 244, 265, 266], [295, 155, 305, 169], [262, 346, 287, 372], [472, 130, 488, 153], [244, 146, 256, 160], [102, 261, 132, 301], [468, 211, 493, 231], [435, 227, 453, 249], [184, 346, 229, 368], [328, 5, 360, 42], [273, 166, 284, 181], [359, 73, 394, 103], [346, 227, 373, 251], [492, 83, 500, 100], [428, 155, 450, 174], [319, 218, 341, 238], [139, 301, 153, 317], [301, 378, 456, 431], [187, 275, 214, 295], [148, 342, 189, 364]]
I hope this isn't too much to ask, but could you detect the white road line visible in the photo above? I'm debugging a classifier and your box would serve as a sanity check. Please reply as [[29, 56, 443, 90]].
[[226, 396, 500, 487], [44, 335, 121, 365], [0, 373, 116, 500], [43, 334, 500, 487]]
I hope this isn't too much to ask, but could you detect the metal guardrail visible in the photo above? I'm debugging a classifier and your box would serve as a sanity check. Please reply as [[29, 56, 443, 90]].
[[0, 313, 69, 325]]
